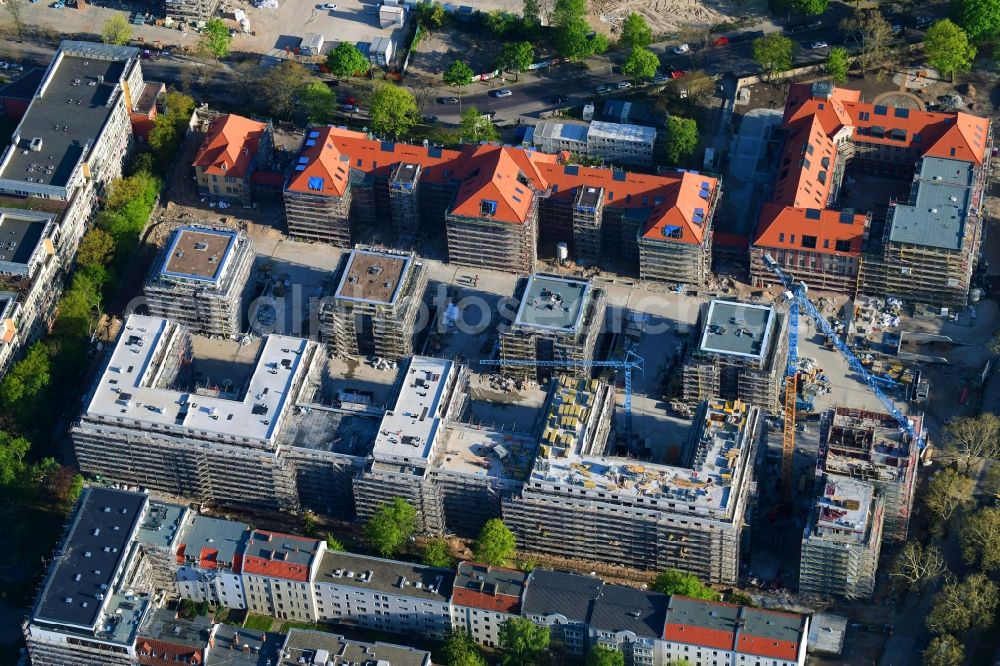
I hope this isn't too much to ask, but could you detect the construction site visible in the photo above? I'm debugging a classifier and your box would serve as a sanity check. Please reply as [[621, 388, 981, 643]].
[[320, 246, 429, 361], [498, 274, 607, 380], [681, 300, 788, 416]]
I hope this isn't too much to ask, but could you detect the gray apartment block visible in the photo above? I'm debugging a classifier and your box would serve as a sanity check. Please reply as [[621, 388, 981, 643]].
[[320, 246, 428, 361], [505, 396, 762, 583], [799, 474, 884, 600], [279, 629, 433, 666], [530, 120, 657, 166], [144, 225, 255, 337], [682, 300, 788, 416], [498, 274, 606, 380]]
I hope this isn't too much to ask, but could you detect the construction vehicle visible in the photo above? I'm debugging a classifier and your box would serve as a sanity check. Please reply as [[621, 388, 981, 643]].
[[762, 254, 925, 498]]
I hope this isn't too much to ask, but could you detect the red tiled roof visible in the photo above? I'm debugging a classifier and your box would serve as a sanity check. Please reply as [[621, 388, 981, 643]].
[[199, 547, 219, 570], [452, 586, 521, 614], [175, 543, 186, 565], [663, 624, 735, 650], [235, 530, 319, 582], [136, 637, 206, 666], [737, 633, 799, 661], [193, 114, 268, 179], [754, 203, 868, 256], [284, 127, 719, 245]]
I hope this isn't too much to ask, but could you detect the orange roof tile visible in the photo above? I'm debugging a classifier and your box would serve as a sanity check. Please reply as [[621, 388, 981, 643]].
[[193, 114, 268, 179], [452, 586, 521, 614], [663, 624, 735, 650], [754, 203, 868, 256], [923, 113, 991, 164], [737, 632, 799, 660], [450, 145, 543, 224]]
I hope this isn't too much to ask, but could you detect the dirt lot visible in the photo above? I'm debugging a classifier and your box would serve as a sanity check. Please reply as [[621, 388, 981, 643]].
[[591, 0, 767, 36]]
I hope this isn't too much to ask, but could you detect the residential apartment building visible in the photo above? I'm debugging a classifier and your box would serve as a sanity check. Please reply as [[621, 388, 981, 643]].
[[522, 569, 604, 657], [0, 209, 61, 376], [820, 407, 923, 542], [451, 562, 528, 648], [321, 246, 428, 361], [751, 81, 991, 306], [497, 274, 606, 380], [662, 596, 808, 666], [174, 514, 250, 609], [22, 487, 154, 666], [0, 41, 143, 257], [240, 530, 326, 623], [588, 583, 668, 666], [72, 314, 322, 512], [681, 300, 787, 416], [283, 126, 720, 281], [144, 225, 255, 337], [193, 113, 273, 203], [799, 474, 885, 599], [279, 629, 433, 666], [529, 119, 658, 165], [505, 395, 762, 583]]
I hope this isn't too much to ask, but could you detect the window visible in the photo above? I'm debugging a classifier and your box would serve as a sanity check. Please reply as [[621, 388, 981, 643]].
[[779, 233, 785, 243], [835, 239, 851, 252], [790, 234, 796, 244], [802, 235, 817, 248]]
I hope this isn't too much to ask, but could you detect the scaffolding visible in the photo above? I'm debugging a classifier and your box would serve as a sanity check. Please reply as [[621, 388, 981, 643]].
[[445, 198, 539, 274]]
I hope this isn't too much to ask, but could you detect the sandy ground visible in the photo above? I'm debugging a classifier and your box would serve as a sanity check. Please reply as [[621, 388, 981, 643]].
[[591, 0, 767, 35]]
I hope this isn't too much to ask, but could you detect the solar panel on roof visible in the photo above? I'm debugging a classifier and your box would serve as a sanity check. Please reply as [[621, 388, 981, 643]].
[[701, 181, 710, 189], [309, 130, 320, 138], [298, 157, 309, 164], [663, 225, 682, 238], [805, 208, 821, 220], [308, 176, 324, 191], [305, 139, 316, 147], [381, 141, 395, 153], [613, 170, 627, 182], [564, 165, 579, 176], [295, 165, 305, 171]]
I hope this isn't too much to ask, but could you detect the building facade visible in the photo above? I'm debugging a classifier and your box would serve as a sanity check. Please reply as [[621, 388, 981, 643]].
[[144, 225, 255, 337], [193, 113, 273, 203], [451, 562, 527, 648], [529, 119, 658, 166]]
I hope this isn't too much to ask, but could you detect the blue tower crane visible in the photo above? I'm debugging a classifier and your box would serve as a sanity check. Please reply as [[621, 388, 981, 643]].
[[763, 253, 924, 492], [480, 351, 644, 443]]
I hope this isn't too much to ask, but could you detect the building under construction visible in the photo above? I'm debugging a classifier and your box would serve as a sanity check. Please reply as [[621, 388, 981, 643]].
[[144, 225, 255, 337], [504, 392, 763, 583], [320, 246, 428, 361], [820, 407, 923, 543], [497, 274, 606, 380], [164, 0, 221, 22], [681, 300, 787, 415], [799, 475, 884, 599]]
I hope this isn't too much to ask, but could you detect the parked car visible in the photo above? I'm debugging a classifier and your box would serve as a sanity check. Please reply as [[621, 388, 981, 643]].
[[341, 103, 360, 112], [616, 80, 632, 89], [810, 41, 828, 49], [672, 43, 690, 54], [652, 74, 671, 83], [669, 68, 686, 79], [596, 84, 610, 93], [321, 3, 337, 8], [493, 88, 513, 98], [8, 63, 22, 71], [711, 36, 729, 46], [438, 96, 460, 104]]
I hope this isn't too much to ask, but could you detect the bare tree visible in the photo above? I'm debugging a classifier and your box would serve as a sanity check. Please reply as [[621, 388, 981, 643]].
[[942, 413, 1000, 474], [856, 10, 894, 74], [2, 0, 26, 43], [890, 541, 948, 591], [231, 60, 262, 105], [923, 468, 974, 524]]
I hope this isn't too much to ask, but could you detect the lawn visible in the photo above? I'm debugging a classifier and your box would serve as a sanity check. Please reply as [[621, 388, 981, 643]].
[[243, 613, 275, 632]]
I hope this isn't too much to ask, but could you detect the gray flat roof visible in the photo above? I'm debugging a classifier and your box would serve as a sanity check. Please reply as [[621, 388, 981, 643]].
[[742, 607, 806, 650], [280, 629, 431, 666], [33, 487, 147, 630], [208, 624, 284, 666], [315, 550, 455, 602], [138, 608, 213, 650], [0, 211, 47, 275], [176, 514, 249, 568], [244, 530, 322, 568], [372, 356, 455, 465], [888, 157, 974, 251], [522, 569, 603, 621], [136, 501, 186, 549], [334, 247, 413, 305], [513, 274, 592, 333], [454, 561, 527, 611], [699, 300, 775, 360], [589, 584, 668, 639], [1, 52, 128, 189], [664, 596, 739, 639], [160, 226, 238, 285]]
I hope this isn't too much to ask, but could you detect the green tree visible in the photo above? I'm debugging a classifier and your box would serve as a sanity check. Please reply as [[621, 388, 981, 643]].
[[856, 10, 893, 74], [552, 0, 586, 27], [77, 229, 117, 269], [619, 12, 652, 48], [443, 60, 475, 112], [586, 645, 624, 666], [924, 468, 974, 524], [415, 3, 445, 29], [326, 41, 369, 78], [499, 617, 550, 666], [302, 511, 318, 537], [261, 61, 312, 119], [1, 342, 51, 426], [791, 0, 827, 14], [724, 590, 757, 607], [102, 13, 133, 45], [487, 10, 518, 36], [0, 430, 31, 485], [443, 631, 486, 666], [460, 107, 499, 143], [952, 0, 1000, 43], [363, 498, 417, 557], [925, 573, 998, 634], [922, 634, 964, 666], [826, 47, 849, 82], [196, 600, 210, 616], [622, 47, 660, 80], [556, 19, 598, 59], [370, 84, 418, 139], [959, 506, 1000, 572], [522, 0, 541, 26], [326, 533, 346, 551], [924, 19, 977, 83], [422, 537, 454, 567], [752, 33, 794, 77], [474, 518, 516, 566], [300, 81, 337, 122], [651, 569, 717, 600], [498, 41, 534, 80], [2, 0, 26, 43], [663, 116, 700, 165], [177, 598, 197, 619], [200, 18, 233, 59]]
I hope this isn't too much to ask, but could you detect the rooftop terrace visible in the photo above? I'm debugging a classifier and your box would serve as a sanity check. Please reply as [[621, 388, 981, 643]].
[[84, 315, 316, 446], [699, 300, 776, 360], [159, 226, 239, 286], [334, 247, 414, 306], [513, 274, 592, 333]]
